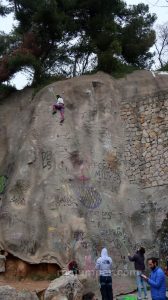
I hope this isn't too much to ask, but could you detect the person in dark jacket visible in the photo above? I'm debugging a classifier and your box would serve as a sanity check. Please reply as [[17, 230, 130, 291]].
[[96, 248, 113, 300], [141, 257, 166, 300], [128, 247, 147, 299], [164, 256, 168, 276]]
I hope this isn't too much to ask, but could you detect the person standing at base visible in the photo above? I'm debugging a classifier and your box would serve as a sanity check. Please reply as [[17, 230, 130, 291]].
[[96, 248, 113, 300], [128, 247, 147, 300], [141, 257, 166, 300]]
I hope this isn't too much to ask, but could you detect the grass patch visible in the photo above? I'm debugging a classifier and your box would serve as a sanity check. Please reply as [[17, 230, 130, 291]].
[[111, 64, 139, 79], [29, 273, 60, 281], [83, 64, 139, 78]]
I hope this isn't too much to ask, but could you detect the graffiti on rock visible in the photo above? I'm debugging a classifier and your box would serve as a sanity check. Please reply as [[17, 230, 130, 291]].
[[9, 239, 38, 255], [9, 181, 26, 206], [41, 150, 52, 170]]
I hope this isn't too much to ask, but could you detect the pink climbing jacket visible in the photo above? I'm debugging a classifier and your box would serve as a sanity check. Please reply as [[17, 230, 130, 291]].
[[53, 94, 64, 123]]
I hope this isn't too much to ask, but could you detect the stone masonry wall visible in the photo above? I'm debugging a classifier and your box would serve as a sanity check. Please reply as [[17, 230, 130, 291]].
[[121, 89, 168, 188]]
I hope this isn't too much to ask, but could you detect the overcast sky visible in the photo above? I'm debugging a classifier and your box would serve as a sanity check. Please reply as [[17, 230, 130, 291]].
[[0, 0, 168, 89]]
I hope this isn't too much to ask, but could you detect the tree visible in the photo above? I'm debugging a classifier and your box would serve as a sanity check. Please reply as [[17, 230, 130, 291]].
[[57, 0, 156, 72], [0, 0, 157, 86], [0, 0, 70, 83], [121, 4, 156, 69], [155, 24, 168, 69], [0, 1, 12, 16], [68, 0, 126, 72]]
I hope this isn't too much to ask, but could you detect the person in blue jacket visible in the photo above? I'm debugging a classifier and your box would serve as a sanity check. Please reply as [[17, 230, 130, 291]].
[[141, 257, 166, 300]]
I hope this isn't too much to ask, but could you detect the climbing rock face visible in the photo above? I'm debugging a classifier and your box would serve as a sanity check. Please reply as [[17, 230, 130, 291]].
[[44, 273, 83, 300], [0, 71, 168, 293], [0, 254, 6, 272], [0, 285, 38, 300], [0, 286, 17, 300], [17, 290, 39, 300]]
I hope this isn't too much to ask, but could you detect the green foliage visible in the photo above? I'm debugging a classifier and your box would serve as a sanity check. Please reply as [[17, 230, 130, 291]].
[[111, 63, 139, 79], [98, 52, 118, 74], [29, 273, 46, 281], [46, 273, 59, 281], [121, 4, 156, 68], [159, 63, 168, 72], [0, 2, 12, 16], [0, 32, 21, 56], [29, 272, 59, 281], [0, 0, 157, 86], [0, 84, 16, 100], [7, 53, 39, 73]]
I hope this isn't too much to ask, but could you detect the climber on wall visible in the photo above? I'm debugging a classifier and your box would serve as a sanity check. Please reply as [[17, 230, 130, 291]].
[[52, 94, 65, 124]]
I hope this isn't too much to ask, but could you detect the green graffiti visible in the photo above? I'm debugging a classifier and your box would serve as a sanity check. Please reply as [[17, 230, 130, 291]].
[[0, 176, 7, 194]]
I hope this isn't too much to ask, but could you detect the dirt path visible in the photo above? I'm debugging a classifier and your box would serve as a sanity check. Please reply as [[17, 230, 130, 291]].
[[0, 275, 136, 294], [0, 277, 50, 293]]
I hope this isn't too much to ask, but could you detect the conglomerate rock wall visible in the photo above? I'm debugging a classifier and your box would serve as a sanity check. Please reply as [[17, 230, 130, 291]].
[[0, 71, 168, 280]]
